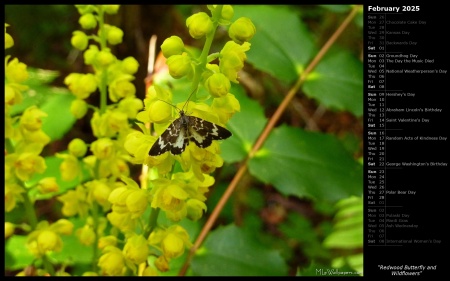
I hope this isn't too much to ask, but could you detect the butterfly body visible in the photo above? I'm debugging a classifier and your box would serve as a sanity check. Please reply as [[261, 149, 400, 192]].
[[149, 110, 232, 156]]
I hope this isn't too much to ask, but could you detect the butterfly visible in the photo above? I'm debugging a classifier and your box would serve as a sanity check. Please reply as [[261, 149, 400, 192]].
[[148, 103, 232, 156]]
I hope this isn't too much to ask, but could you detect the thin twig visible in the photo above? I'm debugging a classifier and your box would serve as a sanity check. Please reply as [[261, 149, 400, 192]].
[[178, 5, 361, 276]]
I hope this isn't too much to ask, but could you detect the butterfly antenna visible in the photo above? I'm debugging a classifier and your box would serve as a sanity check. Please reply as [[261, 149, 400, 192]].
[[157, 99, 181, 114], [181, 87, 198, 112]]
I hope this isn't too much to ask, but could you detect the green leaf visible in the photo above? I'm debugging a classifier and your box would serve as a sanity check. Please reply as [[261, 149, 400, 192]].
[[40, 91, 76, 141], [303, 47, 363, 116], [191, 224, 288, 276], [279, 213, 331, 260], [5, 235, 35, 271], [323, 196, 363, 249], [233, 5, 316, 83], [221, 85, 267, 163], [248, 126, 362, 202]]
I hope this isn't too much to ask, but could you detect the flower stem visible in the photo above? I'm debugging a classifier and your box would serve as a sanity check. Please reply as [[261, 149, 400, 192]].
[[23, 191, 38, 229], [97, 7, 108, 114], [23, 188, 55, 275], [144, 207, 160, 238], [91, 202, 100, 272]]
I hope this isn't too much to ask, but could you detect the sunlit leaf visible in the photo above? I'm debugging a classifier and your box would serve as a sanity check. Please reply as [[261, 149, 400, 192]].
[[249, 126, 362, 202], [191, 224, 288, 276]]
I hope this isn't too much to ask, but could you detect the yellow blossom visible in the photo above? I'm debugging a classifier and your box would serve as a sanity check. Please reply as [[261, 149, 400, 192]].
[[98, 235, 117, 249], [19, 106, 47, 131], [58, 154, 81, 182], [57, 185, 89, 217], [123, 235, 149, 265], [76, 225, 96, 246], [149, 225, 192, 260], [4, 182, 25, 212], [98, 246, 126, 276], [5, 222, 15, 238], [37, 177, 59, 194]]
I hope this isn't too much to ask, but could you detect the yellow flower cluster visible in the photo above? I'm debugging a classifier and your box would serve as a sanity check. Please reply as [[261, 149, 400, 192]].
[[26, 219, 74, 258]]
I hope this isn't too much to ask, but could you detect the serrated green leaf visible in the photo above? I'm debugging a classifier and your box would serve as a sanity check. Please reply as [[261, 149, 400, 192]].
[[5, 235, 35, 271], [303, 48, 363, 116], [191, 224, 288, 276], [249, 126, 362, 202], [233, 5, 316, 83], [221, 85, 267, 163]]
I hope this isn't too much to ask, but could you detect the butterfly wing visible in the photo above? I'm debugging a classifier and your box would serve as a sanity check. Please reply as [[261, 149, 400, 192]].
[[149, 117, 189, 156], [187, 116, 232, 148]]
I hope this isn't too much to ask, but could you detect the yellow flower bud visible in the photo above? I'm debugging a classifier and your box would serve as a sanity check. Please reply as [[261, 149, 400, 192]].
[[91, 138, 114, 160], [51, 219, 74, 235], [64, 73, 97, 99], [6, 58, 28, 83], [205, 72, 230, 98], [98, 246, 126, 276], [186, 12, 213, 39], [14, 153, 46, 182], [91, 111, 115, 138], [75, 5, 95, 15], [70, 99, 88, 119], [5, 222, 15, 238], [161, 36, 185, 58], [5, 27, 14, 49], [79, 13, 97, 29], [96, 50, 115, 67], [103, 5, 120, 14], [155, 255, 169, 272], [107, 26, 123, 45], [109, 77, 136, 102], [221, 5, 234, 21], [59, 154, 80, 182], [123, 130, 155, 163], [37, 230, 62, 253], [118, 97, 143, 119], [126, 189, 149, 219], [19, 106, 47, 131], [212, 93, 240, 124], [147, 100, 173, 123], [229, 17, 256, 44], [220, 41, 250, 83], [166, 53, 191, 79], [68, 138, 88, 158], [106, 211, 135, 232], [88, 180, 112, 207], [37, 177, 59, 194], [121, 57, 139, 75], [108, 110, 129, 133], [5, 84, 24, 106], [76, 225, 95, 246], [123, 235, 149, 265], [98, 235, 117, 249], [142, 266, 158, 276], [186, 199, 207, 221], [71, 30, 89, 51], [84, 45, 99, 65], [162, 233, 184, 259]]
